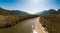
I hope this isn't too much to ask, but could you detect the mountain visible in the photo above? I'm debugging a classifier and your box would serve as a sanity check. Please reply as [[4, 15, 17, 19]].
[[10, 10, 29, 15], [57, 9, 60, 14], [0, 7, 29, 15], [37, 10, 48, 15], [37, 9, 57, 15], [48, 9, 56, 14]]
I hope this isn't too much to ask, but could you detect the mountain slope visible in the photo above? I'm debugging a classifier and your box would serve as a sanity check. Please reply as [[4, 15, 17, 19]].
[[37, 9, 60, 15], [0, 7, 29, 15]]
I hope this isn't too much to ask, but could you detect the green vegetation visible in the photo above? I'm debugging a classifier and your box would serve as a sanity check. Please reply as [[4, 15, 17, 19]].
[[40, 14, 60, 33]]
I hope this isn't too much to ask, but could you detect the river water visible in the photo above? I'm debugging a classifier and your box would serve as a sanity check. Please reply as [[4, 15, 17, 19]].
[[0, 18, 36, 33]]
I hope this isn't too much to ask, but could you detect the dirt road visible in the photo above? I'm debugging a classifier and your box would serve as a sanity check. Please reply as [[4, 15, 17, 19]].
[[34, 17, 48, 33]]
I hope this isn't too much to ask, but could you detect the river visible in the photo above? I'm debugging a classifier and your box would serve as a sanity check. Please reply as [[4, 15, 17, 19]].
[[0, 18, 37, 33]]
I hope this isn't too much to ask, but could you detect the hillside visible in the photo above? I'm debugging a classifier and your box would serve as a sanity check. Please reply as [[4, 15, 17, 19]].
[[0, 7, 38, 28], [40, 14, 60, 33], [37, 9, 60, 15], [0, 7, 29, 15]]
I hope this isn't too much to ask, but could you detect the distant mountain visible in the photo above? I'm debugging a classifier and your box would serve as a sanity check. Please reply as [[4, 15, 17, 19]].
[[0, 7, 29, 15], [37, 10, 48, 15], [37, 9, 60, 15], [48, 9, 56, 14], [57, 9, 60, 14]]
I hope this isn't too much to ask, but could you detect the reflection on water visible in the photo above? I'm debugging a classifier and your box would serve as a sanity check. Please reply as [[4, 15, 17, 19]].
[[33, 29, 38, 33], [0, 18, 35, 33]]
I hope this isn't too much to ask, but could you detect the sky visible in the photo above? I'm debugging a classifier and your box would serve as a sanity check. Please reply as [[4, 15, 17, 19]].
[[0, 0, 60, 14]]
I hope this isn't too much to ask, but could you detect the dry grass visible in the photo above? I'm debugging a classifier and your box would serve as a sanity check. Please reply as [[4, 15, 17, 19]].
[[40, 14, 60, 33], [0, 15, 38, 28], [0, 15, 25, 28]]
